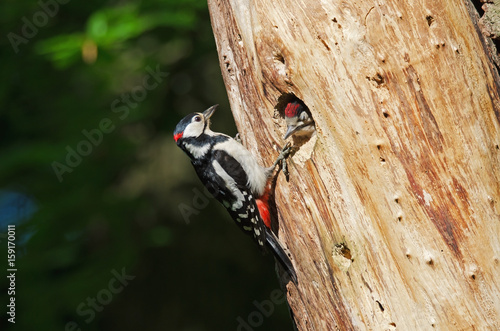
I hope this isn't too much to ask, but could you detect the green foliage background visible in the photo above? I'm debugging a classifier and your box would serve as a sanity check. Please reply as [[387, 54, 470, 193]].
[[0, 1, 293, 330]]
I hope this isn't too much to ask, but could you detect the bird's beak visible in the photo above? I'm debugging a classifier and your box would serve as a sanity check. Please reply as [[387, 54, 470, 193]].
[[283, 125, 298, 140], [203, 104, 218, 120]]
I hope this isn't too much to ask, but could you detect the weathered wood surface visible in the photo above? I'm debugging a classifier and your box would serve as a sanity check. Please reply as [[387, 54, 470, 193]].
[[208, 0, 500, 329]]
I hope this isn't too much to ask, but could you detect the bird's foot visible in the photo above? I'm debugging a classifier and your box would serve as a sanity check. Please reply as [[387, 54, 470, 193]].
[[272, 142, 292, 181]]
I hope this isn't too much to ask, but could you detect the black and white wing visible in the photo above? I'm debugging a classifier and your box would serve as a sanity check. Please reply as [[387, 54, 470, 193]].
[[205, 149, 267, 248]]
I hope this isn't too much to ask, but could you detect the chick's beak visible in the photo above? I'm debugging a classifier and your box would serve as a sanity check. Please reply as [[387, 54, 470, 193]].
[[283, 125, 298, 140], [203, 104, 218, 120]]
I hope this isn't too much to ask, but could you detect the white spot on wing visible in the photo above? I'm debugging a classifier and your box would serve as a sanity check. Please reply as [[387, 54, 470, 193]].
[[213, 139, 267, 196]]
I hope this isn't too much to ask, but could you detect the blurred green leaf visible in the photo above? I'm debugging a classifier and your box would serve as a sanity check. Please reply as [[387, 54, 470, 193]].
[[87, 11, 108, 40], [35, 3, 198, 68], [34, 33, 84, 68]]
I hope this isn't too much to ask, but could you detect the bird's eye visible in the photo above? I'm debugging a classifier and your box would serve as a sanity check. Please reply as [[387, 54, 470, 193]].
[[194, 116, 202, 122]]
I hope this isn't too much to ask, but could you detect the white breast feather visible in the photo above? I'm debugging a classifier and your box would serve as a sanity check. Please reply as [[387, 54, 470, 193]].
[[184, 143, 211, 159]]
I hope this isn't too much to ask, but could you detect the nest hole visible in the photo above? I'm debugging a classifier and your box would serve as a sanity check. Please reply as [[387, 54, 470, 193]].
[[276, 93, 309, 117], [276, 93, 316, 144]]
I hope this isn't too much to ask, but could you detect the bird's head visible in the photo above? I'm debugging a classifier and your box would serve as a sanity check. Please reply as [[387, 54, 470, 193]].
[[173, 105, 218, 144], [283, 101, 313, 139]]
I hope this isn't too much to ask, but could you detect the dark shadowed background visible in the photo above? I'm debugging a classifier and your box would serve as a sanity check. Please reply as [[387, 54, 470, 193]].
[[0, 1, 293, 330]]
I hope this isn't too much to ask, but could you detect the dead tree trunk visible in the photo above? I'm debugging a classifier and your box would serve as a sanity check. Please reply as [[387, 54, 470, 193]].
[[208, 0, 500, 329]]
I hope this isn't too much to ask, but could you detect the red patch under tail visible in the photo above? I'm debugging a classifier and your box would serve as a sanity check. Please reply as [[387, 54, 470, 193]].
[[255, 184, 272, 229]]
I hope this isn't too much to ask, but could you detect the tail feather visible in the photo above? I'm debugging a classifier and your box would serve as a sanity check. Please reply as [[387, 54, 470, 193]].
[[265, 228, 298, 284]]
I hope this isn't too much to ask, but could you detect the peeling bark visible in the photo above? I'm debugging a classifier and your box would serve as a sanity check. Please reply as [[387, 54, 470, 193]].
[[208, 0, 500, 329]]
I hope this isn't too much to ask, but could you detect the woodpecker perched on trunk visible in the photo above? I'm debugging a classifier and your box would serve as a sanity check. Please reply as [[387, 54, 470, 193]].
[[283, 101, 315, 140], [174, 105, 297, 283]]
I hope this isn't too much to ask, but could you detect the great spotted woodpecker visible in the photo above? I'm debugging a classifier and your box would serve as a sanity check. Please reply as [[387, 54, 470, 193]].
[[174, 105, 297, 283], [283, 101, 315, 140]]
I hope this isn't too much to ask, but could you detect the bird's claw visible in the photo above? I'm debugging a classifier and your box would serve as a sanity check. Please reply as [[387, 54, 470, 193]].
[[274, 142, 292, 181], [282, 157, 289, 182]]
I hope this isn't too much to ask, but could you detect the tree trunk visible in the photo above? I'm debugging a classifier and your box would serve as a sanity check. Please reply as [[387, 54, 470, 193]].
[[207, 0, 500, 329]]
